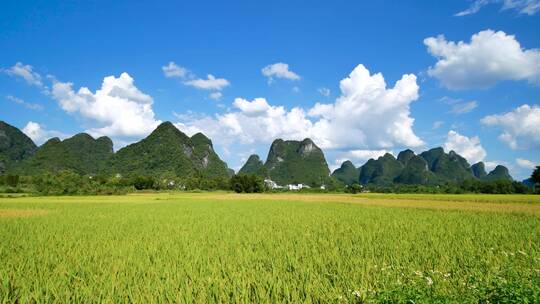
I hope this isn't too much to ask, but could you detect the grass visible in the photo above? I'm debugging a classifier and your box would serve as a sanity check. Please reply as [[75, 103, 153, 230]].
[[0, 192, 539, 303]]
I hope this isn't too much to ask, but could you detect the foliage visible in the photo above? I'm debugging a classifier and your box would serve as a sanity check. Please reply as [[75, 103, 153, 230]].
[[32, 171, 86, 195], [423, 149, 473, 183], [0, 193, 538, 302], [365, 179, 531, 194], [353, 147, 513, 187], [230, 174, 265, 193], [179, 175, 231, 191], [471, 162, 487, 179], [1, 169, 233, 195], [113, 122, 229, 178], [5, 174, 19, 187], [359, 153, 404, 186], [24, 170, 235, 195], [396, 149, 415, 164], [190, 132, 231, 178], [531, 166, 540, 190], [3, 120, 522, 192], [0, 121, 37, 173], [131, 176, 156, 190], [264, 138, 330, 187], [461, 179, 529, 194], [482, 165, 513, 182], [30, 171, 128, 195], [331, 160, 359, 185], [359, 147, 476, 186], [1, 121, 231, 180], [395, 155, 435, 185], [238, 154, 267, 176], [14, 133, 114, 175], [345, 183, 363, 194]]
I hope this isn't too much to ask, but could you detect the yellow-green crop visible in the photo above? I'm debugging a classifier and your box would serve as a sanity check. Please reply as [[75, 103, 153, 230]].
[[1, 193, 539, 303]]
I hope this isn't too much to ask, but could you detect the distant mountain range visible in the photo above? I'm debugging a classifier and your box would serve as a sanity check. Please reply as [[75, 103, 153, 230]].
[[0, 120, 515, 186], [331, 148, 513, 186], [1, 121, 230, 178]]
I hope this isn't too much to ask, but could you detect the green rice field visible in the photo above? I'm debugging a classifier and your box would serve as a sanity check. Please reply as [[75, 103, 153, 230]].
[[1, 193, 539, 303]]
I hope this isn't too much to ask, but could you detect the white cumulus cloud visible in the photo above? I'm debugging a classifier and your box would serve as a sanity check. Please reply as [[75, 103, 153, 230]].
[[331, 150, 393, 172], [481, 104, 540, 149], [184, 74, 230, 91], [175, 64, 424, 152], [484, 161, 500, 172], [22, 121, 66, 145], [342, 149, 392, 164], [308, 64, 423, 149], [424, 30, 540, 89], [176, 98, 314, 147], [232, 98, 272, 116], [443, 130, 487, 164], [51, 72, 161, 139], [262, 63, 301, 83]]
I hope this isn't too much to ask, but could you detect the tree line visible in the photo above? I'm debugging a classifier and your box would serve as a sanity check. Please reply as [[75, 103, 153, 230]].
[[0, 166, 538, 195]]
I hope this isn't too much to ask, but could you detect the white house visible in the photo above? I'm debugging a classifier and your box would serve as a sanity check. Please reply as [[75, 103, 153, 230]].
[[264, 179, 316, 191], [264, 179, 283, 189], [287, 183, 310, 190]]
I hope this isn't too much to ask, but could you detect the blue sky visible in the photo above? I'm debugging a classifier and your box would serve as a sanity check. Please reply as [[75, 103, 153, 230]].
[[1, 0, 539, 180]]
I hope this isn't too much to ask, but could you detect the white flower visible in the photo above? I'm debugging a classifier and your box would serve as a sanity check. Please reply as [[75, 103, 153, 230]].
[[352, 290, 362, 298], [426, 277, 433, 286]]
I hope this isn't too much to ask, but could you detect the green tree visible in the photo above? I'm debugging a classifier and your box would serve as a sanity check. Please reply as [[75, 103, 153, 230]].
[[132, 176, 155, 190], [346, 183, 362, 194], [532, 166, 540, 192], [6, 174, 19, 187], [231, 178, 244, 193], [532, 166, 540, 184], [230, 174, 265, 193]]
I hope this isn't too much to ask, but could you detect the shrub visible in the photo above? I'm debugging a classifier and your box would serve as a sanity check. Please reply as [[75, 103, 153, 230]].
[[6, 174, 19, 187], [346, 183, 363, 194], [230, 174, 265, 193], [131, 176, 155, 190]]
